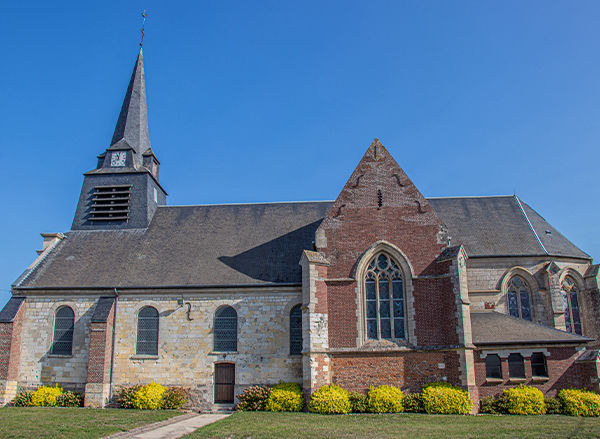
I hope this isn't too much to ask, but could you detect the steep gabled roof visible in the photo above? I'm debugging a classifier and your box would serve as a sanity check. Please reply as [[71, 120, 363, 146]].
[[471, 311, 592, 346], [14, 196, 589, 290], [16, 202, 331, 289]]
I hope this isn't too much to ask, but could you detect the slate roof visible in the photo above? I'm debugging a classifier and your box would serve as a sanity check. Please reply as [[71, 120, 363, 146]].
[[428, 196, 590, 259], [0, 297, 25, 322], [14, 196, 589, 289], [470, 312, 592, 346], [107, 48, 150, 169], [16, 202, 331, 289]]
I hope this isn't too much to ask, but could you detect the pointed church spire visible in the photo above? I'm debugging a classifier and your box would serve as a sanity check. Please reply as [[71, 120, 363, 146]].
[[109, 48, 150, 168]]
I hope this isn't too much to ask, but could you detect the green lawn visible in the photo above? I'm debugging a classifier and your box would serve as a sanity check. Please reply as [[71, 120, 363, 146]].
[[0, 407, 181, 439], [188, 411, 600, 439]]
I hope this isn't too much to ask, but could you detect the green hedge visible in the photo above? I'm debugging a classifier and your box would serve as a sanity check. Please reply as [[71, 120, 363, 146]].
[[265, 382, 303, 412], [349, 392, 368, 413]]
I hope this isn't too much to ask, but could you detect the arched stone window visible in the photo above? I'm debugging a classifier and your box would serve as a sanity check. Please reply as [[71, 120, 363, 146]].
[[289, 304, 302, 355], [214, 306, 237, 352], [365, 252, 406, 340], [507, 276, 532, 321], [136, 306, 159, 355], [561, 276, 582, 335], [51, 306, 74, 355]]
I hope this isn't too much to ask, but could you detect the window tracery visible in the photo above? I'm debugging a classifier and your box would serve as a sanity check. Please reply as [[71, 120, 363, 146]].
[[507, 276, 532, 321], [365, 253, 405, 340], [561, 276, 582, 335]]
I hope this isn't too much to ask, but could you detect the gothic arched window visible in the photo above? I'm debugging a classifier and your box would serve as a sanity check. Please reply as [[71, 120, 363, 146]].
[[365, 253, 405, 340], [289, 304, 302, 355], [507, 276, 532, 321], [562, 276, 582, 335], [214, 306, 237, 352], [51, 306, 74, 355], [136, 306, 159, 355]]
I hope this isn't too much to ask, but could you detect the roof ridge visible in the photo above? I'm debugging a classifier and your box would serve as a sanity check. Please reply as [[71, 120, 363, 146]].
[[426, 195, 514, 200], [514, 195, 548, 255], [160, 200, 335, 207]]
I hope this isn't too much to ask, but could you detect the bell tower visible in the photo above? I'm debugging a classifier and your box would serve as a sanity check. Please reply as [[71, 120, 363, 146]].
[[71, 48, 167, 230]]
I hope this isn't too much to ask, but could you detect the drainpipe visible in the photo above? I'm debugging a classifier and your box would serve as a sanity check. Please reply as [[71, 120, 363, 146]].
[[108, 288, 118, 403]]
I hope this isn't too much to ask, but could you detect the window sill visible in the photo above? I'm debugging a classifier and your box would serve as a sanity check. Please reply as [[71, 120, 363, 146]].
[[508, 378, 526, 383], [130, 355, 159, 360], [485, 378, 503, 384], [47, 354, 73, 358], [531, 376, 549, 383], [209, 351, 238, 356]]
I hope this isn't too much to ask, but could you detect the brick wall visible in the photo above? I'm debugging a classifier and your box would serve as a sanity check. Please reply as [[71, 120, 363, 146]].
[[332, 350, 463, 393], [0, 301, 25, 381], [474, 346, 596, 402], [86, 304, 114, 384]]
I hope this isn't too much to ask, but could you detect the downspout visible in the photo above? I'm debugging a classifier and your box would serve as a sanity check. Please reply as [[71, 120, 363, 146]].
[[108, 288, 118, 403]]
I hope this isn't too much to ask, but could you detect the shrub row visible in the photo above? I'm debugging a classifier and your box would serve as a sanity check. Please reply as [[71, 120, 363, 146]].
[[480, 386, 600, 416], [117, 381, 190, 410], [236, 381, 473, 415], [11, 385, 83, 407]]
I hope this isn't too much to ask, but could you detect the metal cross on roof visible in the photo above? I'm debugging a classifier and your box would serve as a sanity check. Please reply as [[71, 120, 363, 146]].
[[140, 10, 148, 47]]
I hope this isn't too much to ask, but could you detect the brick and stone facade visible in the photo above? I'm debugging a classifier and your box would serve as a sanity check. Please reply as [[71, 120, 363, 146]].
[[2, 49, 599, 412]]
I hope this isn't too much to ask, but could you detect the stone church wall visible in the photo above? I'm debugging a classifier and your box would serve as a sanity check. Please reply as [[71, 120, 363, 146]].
[[18, 296, 95, 392], [467, 257, 591, 328], [111, 291, 303, 410]]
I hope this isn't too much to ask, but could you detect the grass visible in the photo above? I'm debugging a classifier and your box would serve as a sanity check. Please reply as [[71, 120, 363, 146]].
[[0, 407, 182, 439], [188, 411, 600, 439]]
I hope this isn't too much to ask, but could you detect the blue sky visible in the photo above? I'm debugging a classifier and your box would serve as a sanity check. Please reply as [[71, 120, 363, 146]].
[[1, 1, 599, 304]]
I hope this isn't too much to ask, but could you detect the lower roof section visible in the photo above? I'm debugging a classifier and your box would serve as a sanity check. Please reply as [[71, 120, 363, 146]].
[[471, 311, 592, 346]]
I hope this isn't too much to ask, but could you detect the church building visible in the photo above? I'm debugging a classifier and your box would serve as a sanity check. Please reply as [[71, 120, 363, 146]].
[[1, 48, 599, 412]]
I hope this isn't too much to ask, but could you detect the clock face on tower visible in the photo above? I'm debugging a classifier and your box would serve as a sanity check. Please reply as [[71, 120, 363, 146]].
[[110, 152, 127, 167]]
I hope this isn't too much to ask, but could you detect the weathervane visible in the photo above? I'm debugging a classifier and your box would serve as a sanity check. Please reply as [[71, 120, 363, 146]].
[[140, 10, 148, 47]]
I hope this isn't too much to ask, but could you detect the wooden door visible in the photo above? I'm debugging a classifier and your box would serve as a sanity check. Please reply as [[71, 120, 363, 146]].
[[214, 363, 235, 403]]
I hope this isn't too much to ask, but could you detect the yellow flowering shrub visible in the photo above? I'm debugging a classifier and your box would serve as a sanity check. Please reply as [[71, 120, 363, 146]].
[[265, 388, 304, 412], [367, 385, 404, 413], [132, 381, 166, 410], [30, 385, 64, 407], [558, 389, 600, 417], [308, 384, 351, 414], [421, 384, 473, 414], [501, 385, 545, 415], [271, 382, 302, 395]]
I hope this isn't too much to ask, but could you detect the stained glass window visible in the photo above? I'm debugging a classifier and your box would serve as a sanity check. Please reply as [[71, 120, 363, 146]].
[[290, 305, 303, 355], [136, 306, 159, 355], [507, 276, 532, 321], [214, 306, 237, 352], [562, 277, 582, 335], [51, 306, 74, 355], [365, 252, 405, 340]]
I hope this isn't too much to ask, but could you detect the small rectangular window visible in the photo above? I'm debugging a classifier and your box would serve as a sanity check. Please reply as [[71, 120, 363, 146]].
[[508, 353, 525, 379], [485, 354, 502, 379], [531, 352, 548, 377]]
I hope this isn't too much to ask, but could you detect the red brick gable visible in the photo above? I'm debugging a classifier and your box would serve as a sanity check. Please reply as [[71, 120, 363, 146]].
[[317, 138, 447, 277], [317, 138, 459, 349]]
